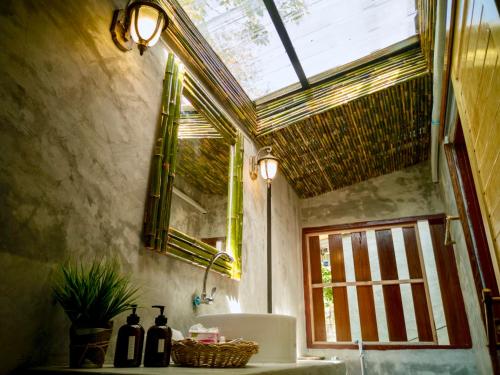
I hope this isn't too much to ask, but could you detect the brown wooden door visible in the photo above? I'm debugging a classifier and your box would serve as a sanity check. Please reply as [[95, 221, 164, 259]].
[[445, 119, 499, 301]]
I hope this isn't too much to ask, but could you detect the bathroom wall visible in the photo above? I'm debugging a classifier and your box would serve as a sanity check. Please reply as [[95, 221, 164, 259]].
[[170, 182, 204, 239], [299, 162, 484, 374], [238, 139, 304, 347], [197, 194, 228, 240], [301, 162, 444, 228], [170, 176, 228, 242], [0, 1, 301, 373]]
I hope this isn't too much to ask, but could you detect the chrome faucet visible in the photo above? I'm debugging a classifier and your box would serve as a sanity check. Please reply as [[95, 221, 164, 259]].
[[193, 252, 234, 306]]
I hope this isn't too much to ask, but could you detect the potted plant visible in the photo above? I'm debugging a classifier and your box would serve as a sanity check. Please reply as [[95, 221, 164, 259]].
[[53, 259, 138, 368]]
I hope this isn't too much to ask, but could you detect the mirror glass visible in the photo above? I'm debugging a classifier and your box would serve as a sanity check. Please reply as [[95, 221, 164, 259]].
[[170, 97, 230, 250]]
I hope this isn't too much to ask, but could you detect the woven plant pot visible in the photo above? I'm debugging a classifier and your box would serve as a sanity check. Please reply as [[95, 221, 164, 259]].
[[69, 322, 113, 368]]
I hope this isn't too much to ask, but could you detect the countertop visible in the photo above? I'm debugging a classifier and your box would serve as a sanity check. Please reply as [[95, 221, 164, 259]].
[[28, 360, 346, 375]]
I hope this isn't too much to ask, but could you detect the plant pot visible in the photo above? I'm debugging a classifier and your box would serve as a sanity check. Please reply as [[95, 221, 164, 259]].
[[69, 322, 113, 368]]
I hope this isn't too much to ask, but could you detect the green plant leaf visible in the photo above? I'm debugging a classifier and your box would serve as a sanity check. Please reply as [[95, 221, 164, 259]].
[[52, 258, 139, 327]]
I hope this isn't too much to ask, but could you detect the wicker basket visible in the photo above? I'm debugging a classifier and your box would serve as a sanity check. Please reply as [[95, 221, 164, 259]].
[[171, 339, 259, 368]]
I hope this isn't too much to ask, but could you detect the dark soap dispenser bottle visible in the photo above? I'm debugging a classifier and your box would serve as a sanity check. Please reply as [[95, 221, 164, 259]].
[[114, 304, 144, 367], [144, 305, 172, 367]]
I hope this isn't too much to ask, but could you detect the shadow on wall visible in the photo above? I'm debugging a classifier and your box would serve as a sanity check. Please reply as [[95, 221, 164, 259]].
[[300, 162, 444, 228]]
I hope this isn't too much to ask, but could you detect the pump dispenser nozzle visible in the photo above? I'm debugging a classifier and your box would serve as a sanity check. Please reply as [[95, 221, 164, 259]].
[[152, 305, 167, 326], [126, 304, 140, 325]]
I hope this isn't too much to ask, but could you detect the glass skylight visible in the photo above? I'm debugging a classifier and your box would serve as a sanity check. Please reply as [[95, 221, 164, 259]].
[[178, 0, 300, 99], [177, 0, 418, 101], [277, 0, 417, 78]]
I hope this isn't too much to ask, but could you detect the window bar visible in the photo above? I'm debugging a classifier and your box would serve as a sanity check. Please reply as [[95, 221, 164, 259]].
[[262, 0, 309, 88], [417, 220, 450, 345]]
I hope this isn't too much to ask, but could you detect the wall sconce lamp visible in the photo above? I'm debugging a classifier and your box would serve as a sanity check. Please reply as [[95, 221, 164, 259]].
[[250, 146, 278, 314], [249, 146, 279, 185], [111, 0, 169, 55]]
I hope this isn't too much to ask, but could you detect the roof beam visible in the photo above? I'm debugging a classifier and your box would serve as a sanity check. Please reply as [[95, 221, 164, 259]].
[[263, 0, 309, 89]]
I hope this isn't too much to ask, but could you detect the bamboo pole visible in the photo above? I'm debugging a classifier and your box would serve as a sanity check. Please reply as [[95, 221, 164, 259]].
[[154, 63, 180, 251], [167, 246, 232, 276], [160, 66, 185, 252], [161, 0, 257, 134], [145, 54, 176, 248], [225, 133, 244, 279], [235, 134, 244, 278], [167, 227, 233, 273], [144, 53, 186, 252]]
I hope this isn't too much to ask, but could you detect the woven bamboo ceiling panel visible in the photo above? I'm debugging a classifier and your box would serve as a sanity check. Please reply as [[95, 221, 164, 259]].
[[176, 138, 229, 196], [258, 73, 432, 198], [255, 47, 429, 135], [179, 112, 222, 139]]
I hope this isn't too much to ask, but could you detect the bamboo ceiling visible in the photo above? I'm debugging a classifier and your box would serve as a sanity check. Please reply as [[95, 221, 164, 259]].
[[258, 73, 433, 198], [176, 137, 230, 196], [164, 0, 436, 198], [179, 112, 222, 139], [256, 46, 429, 135], [162, 0, 256, 134]]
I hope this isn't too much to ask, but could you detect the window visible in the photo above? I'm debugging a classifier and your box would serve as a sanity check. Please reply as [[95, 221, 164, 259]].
[[177, 0, 417, 101], [302, 215, 471, 349], [276, 0, 417, 78], [177, 0, 299, 100]]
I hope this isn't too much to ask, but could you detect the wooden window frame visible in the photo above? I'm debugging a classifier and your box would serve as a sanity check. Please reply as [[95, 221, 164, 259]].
[[302, 214, 472, 350]]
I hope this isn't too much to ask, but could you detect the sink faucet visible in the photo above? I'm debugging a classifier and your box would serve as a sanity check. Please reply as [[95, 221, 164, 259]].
[[193, 252, 234, 306]]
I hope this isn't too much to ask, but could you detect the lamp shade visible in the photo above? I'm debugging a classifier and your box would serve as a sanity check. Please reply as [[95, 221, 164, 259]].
[[129, 1, 168, 55], [258, 155, 278, 182]]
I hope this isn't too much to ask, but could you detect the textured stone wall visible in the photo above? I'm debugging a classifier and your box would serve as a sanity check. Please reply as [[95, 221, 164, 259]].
[[239, 138, 304, 330], [300, 162, 482, 374], [301, 162, 444, 228], [198, 193, 227, 240], [0, 1, 301, 373], [170, 193, 203, 238], [170, 177, 228, 241]]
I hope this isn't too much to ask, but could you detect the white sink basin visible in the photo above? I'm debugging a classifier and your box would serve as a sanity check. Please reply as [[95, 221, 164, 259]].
[[197, 313, 296, 363]]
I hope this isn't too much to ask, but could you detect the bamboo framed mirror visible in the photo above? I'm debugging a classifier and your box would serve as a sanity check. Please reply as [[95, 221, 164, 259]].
[[144, 54, 243, 279]]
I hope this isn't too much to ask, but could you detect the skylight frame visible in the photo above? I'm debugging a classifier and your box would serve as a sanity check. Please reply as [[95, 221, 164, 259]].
[[262, 0, 309, 88], [176, 0, 418, 103], [255, 35, 420, 105]]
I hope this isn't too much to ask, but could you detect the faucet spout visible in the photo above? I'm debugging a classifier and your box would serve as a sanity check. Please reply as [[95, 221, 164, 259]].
[[199, 252, 234, 305]]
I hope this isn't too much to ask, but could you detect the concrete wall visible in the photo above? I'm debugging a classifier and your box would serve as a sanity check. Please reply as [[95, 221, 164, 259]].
[[0, 1, 301, 373], [198, 193, 227, 240], [170, 177, 227, 242], [301, 162, 444, 228], [299, 162, 481, 374], [239, 139, 304, 326]]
